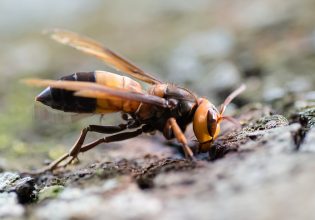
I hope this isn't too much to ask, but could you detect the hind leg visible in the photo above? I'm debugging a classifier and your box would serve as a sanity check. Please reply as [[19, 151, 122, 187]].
[[33, 124, 130, 174]]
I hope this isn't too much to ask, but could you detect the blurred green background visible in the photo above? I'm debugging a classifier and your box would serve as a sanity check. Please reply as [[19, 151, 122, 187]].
[[1, 0, 315, 170]]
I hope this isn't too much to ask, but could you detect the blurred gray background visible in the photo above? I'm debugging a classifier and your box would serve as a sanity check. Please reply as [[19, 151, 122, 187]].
[[1, 0, 315, 170]]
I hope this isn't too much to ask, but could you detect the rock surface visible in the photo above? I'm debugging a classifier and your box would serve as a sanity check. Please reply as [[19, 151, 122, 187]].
[[1, 103, 314, 220]]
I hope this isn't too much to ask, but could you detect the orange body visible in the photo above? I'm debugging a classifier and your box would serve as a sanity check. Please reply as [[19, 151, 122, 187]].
[[94, 71, 142, 113]]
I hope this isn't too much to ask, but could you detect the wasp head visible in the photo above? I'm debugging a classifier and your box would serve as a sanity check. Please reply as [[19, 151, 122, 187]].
[[193, 98, 221, 152], [193, 84, 246, 153]]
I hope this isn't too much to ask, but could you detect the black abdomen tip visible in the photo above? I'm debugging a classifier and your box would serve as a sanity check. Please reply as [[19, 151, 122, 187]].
[[36, 72, 97, 113]]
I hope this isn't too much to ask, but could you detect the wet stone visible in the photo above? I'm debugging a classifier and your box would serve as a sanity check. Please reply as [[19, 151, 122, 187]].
[[14, 176, 36, 204], [0, 172, 20, 191], [0, 172, 36, 204]]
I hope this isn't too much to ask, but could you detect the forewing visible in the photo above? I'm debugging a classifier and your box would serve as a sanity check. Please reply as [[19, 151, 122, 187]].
[[23, 79, 168, 108], [45, 29, 162, 85]]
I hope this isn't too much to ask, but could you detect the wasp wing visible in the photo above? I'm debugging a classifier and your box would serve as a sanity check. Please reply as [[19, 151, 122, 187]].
[[45, 29, 162, 85], [23, 79, 168, 108]]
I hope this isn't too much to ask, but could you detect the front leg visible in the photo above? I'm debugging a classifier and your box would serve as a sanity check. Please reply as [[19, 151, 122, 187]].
[[168, 118, 194, 159]]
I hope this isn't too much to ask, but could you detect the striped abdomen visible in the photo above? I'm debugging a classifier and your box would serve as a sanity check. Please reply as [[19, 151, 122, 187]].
[[36, 71, 143, 113]]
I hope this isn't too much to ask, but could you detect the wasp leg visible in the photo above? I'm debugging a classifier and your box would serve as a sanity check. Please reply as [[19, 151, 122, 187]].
[[30, 127, 90, 174], [80, 127, 144, 153], [68, 124, 128, 159], [163, 119, 173, 139], [168, 118, 194, 159], [59, 127, 144, 169], [47, 126, 144, 173], [89, 124, 128, 134], [33, 124, 129, 174], [26, 153, 70, 175]]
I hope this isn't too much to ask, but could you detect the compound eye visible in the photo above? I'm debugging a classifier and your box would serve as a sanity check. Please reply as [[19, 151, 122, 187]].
[[207, 110, 218, 138]]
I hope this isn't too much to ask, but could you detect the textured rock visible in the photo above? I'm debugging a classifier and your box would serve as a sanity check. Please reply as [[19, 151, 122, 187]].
[[300, 128, 315, 152], [0, 172, 36, 204], [0, 172, 20, 190], [0, 192, 24, 219], [1, 1, 315, 219], [35, 182, 162, 220]]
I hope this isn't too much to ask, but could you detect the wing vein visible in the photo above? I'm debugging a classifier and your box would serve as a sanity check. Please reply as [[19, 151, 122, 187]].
[[45, 29, 162, 85]]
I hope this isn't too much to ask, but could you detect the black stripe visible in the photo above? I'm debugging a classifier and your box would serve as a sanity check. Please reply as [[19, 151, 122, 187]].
[[51, 72, 97, 113]]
